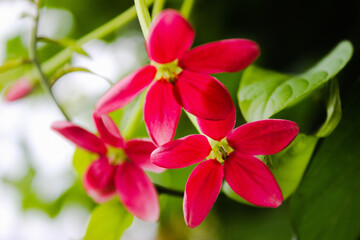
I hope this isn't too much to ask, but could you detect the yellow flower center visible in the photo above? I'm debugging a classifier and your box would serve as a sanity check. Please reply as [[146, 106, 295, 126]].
[[107, 147, 127, 165], [151, 59, 183, 84], [207, 138, 234, 163]]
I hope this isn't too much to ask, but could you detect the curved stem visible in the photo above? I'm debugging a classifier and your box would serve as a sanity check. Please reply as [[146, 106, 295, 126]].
[[155, 184, 184, 197], [180, 0, 195, 19], [122, 91, 147, 139], [151, 0, 166, 18], [29, 0, 71, 120], [134, 0, 152, 40]]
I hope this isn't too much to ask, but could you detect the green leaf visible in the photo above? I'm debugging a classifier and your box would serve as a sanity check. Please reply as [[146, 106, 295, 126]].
[[72, 148, 98, 177], [84, 200, 133, 240], [5, 35, 28, 60], [0, 35, 33, 90], [290, 80, 360, 240], [315, 79, 342, 137], [223, 134, 318, 204], [271, 133, 318, 199], [238, 41, 353, 122]]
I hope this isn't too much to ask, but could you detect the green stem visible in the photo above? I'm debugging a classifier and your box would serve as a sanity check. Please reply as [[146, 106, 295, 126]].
[[30, 0, 71, 120], [134, 0, 152, 39], [151, 0, 166, 18], [122, 91, 147, 139], [180, 0, 195, 19], [155, 184, 183, 197]]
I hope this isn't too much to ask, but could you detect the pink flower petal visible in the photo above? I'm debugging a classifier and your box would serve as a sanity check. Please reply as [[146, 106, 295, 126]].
[[184, 160, 223, 228], [179, 39, 260, 74], [227, 119, 299, 155], [147, 9, 194, 63], [93, 112, 125, 148], [224, 152, 283, 207], [95, 65, 156, 114], [197, 105, 236, 141], [144, 81, 181, 146], [83, 157, 116, 203], [4, 77, 33, 101], [151, 134, 211, 169], [173, 70, 233, 120], [125, 139, 165, 173], [115, 161, 159, 222], [51, 121, 107, 155]]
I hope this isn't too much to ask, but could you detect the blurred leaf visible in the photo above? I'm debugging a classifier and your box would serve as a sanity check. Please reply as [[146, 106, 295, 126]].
[[22, 180, 95, 218], [290, 80, 360, 240], [44, 0, 133, 39], [238, 41, 353, 122], [5, 35, 28, 60], [316, 79, 342, 137], [84, 199, 133, 240], [73, 148, 98, 177], [223, 134, 318, 204], [148, 165, 195, 191], [0, 36, 33, 90], [38, 37, 89, 56]]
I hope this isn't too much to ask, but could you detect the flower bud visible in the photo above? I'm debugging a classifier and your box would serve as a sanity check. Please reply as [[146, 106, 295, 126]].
[[4, 77, 33, 101]]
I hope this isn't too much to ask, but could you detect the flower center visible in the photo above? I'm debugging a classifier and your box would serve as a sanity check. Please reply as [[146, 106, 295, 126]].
[[107, 147, 127, 165], [151, 59, 183, 84], [207, 138, 234, 163]]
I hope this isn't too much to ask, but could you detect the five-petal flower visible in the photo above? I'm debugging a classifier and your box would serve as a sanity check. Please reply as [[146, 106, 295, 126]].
[[51, 112, 163, 222], [95, 9, 260, 146], [151, 111, 299, 227]]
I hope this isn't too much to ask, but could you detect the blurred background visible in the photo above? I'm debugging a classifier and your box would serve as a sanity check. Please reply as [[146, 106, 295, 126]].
[[0, 0, 359, 239]]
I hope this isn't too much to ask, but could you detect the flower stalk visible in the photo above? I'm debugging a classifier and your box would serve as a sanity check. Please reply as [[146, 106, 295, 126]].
[[29, 0, 71, 120], [180, 0, 195, 19], [122, 91, 147, 139], [151, 0, 166, 18], [134, 0, 152, 39]]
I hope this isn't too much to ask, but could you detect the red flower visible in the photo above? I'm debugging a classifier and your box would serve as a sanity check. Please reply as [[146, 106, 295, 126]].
[[151, 111, 299, 227], [95, 9, 260, 146], [51, 112, 163, 222]]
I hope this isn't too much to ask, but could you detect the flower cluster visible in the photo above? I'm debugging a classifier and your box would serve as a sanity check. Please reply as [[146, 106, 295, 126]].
[[52, 9, 299, 228], [95, 9, 260, 146]]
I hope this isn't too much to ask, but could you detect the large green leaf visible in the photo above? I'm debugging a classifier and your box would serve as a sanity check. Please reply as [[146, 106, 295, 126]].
[[238, 41, 353, 122], [290, 81, 360, 240], [271, 133, 318, 198], [223, 133, 318, 204], [84, 200, 133, 240]]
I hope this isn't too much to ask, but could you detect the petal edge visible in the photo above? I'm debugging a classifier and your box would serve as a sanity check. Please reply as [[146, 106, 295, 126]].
[[184, 160, 223, 228], [224, 152, 283, 207]]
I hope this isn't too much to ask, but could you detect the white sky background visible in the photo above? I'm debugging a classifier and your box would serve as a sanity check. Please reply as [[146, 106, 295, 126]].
[[0, 1, 156, 239]]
